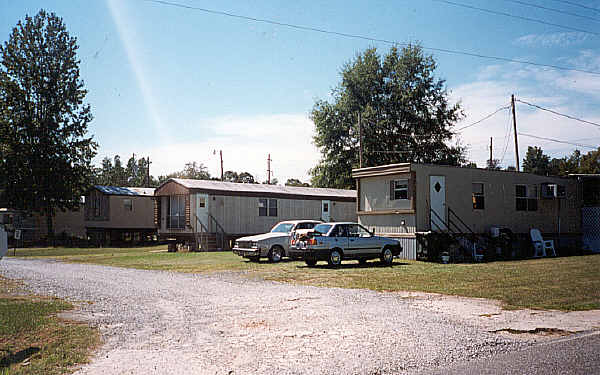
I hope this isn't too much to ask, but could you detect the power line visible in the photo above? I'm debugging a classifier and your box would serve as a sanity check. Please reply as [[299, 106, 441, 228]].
[[518, 132, 597, 149], [499, 105, 513, 164], [501, 0, 600, 22], [455, 105, 511, 132], [549, 0, 600, 14], [432, 0, 600, 36], [515, 99, 600, 128], [141, 0, 600, 76]]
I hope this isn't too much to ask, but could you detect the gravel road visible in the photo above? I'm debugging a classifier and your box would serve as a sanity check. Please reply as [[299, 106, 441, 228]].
[[1, 258, 528, 374]]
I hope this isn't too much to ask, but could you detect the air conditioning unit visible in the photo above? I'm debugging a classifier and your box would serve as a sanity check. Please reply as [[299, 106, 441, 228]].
[[541, 183, 566, 199]]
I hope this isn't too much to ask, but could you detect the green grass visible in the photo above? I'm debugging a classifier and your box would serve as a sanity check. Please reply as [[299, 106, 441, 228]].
[[0, 277, 99, 375], [10, 246, 600, 311]]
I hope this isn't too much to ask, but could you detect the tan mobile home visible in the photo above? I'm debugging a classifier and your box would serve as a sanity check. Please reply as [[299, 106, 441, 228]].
[[84, 186, 156, 245], [154, 179, 357, 250], [352, 163, 581, 260]]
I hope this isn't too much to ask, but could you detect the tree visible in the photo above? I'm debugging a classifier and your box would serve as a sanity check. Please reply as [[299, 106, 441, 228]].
[[522, 146, 550, 175], [0, 10, 97, 240], [486, 159, 501, 170], [579, 148, 600, 174], [285, 178, 310, 187], [160, 161, 211, 182], [310, 45, 465, 189]]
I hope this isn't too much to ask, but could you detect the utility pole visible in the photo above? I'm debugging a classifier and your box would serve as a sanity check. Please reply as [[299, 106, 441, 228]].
[[146, 157, 151, 187], [511, 94, 520, 172], [489, 137, 493, 169], [219, 150, 223, 181], [267, 154, 272, 184], [358, 111, 363, 169]]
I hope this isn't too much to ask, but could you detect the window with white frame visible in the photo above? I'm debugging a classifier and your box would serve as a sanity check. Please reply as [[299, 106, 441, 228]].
[[390, 179, 409, 200], [258, 198, 278, 217], [516, 185, 537, 211]]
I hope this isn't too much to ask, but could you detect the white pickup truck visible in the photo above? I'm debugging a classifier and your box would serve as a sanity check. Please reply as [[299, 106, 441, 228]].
[[232, 220, 322, 262]]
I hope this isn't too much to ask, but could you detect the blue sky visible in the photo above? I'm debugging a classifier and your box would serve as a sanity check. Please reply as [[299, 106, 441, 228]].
[[1, 0, 599, 183]]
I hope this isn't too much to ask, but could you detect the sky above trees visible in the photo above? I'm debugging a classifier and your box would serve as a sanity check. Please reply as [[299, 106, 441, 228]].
[[1, 0, 599, 183]]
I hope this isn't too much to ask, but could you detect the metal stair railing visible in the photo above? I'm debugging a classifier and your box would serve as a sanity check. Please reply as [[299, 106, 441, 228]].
[[207, 213, 226, 250], [194, 214, 209, 250]]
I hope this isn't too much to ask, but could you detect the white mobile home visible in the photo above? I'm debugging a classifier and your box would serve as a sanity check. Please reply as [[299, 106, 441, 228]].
[[155, 179, 357, 250]]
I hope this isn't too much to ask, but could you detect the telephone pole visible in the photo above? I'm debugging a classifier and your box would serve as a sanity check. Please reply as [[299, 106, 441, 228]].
[[489, 137, 493, 169], [511, 94, 520, 172], [267, 154, 272, 184], [219, 150, 223, 181], [146, 157, 151, 187], [358, 111, 363, 168]]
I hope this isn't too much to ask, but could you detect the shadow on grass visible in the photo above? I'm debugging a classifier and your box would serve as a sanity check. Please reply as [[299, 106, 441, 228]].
[[0, 347, 40, 368], [299, 261, 411, 270]]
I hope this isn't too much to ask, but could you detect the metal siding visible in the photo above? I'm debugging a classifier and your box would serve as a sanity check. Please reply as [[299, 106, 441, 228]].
[[394, 236, 418, 260]]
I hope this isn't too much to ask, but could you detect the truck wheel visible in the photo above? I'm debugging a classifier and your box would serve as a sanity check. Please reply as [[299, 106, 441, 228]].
[[268, 246, 283, 263], [305, 259, 317, 267], [380, 247, 394, 265], [328, 249, 342, 267]]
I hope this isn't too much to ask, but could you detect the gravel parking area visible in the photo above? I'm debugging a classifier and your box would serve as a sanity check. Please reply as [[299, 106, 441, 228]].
[[1, 258, 534, 374]]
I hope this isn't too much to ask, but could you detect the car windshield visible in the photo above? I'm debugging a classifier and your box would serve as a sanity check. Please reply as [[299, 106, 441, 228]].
[[270, 223, 294, 233], [313, 224, 332, 235]]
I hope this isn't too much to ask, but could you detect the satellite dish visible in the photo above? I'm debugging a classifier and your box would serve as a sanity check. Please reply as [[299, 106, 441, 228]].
[[0, 225, 8, 260]]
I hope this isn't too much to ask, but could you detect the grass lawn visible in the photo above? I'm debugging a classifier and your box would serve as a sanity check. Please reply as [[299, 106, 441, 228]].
[[0, 277, 99, 375], [9, 246, 600, 311]]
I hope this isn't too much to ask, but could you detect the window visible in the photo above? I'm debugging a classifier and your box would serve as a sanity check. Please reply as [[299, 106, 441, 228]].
[[168, 195, 186, 229], [123, 199, 132, 211], [516, 185, 537, 211], [258, 199, 268, 216], [268, 199, 277, 217], [348, 224, 372, 238], [323, 202, 329, 213], [198, 196, 206, 208], [258, 198, 278, 217], [472, 183, 484, 210], [391, 179, 409, 200], [295, 222, 317, 230]]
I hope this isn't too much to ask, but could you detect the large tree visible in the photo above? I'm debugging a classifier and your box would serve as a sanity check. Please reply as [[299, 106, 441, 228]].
[[522, 146, 550, 175], [310, 45, 465, 188], [0, 10, 97, 239]]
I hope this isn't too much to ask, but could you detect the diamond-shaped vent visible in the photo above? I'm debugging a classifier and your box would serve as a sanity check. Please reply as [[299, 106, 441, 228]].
[[434, 182, 442, 192]]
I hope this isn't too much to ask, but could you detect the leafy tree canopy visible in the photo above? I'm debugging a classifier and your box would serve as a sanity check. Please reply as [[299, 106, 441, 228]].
[[285, 178, 310, 187], [0, 10, 96, 238], [310, 44, 465, 189], [158, 161, 211, 183], [93, 154, 158, 187], [522, 146, 551, 175], [223, 171, 256, 183]]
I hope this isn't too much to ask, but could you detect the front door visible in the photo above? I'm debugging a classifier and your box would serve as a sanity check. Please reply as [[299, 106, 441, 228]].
[[429, 176, 446, 231], [321, 200, 331, 222], [195, 193, 209, 231]]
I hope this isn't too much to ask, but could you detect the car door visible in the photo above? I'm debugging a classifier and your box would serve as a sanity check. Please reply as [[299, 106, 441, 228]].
[[347, 224, 379, 258], [329, 224, 349, 255]]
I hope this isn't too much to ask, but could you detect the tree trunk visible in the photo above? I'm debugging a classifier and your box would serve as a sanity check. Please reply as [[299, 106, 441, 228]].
[[46, 204, 54, 247]]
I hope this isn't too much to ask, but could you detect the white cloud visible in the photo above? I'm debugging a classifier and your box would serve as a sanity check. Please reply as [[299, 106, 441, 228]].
[[514, 32, 591, 47], [96, 114, 319, 185], [451, 53, 600, 168]]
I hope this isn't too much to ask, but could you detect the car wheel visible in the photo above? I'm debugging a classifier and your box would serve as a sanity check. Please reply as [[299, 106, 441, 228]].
[[305, 259, 317, 267], [268, 246, 283, 263], [380, 247, 394, 265], [328, 249, 342, 267]]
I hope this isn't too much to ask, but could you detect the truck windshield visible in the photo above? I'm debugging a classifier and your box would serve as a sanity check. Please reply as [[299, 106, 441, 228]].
[[313, 224, 332, 235], [271, 223, 294, 233]]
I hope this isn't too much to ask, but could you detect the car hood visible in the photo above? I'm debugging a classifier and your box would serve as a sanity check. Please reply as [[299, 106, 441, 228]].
[[236, 232, 289, 242]]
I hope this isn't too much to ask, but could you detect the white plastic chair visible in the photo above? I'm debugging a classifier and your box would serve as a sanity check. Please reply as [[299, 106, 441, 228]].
[[530, 229, 556, 257]]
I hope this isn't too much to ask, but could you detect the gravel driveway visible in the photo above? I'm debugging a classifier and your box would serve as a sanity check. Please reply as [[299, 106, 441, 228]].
[[1, 258, 528, 374]]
